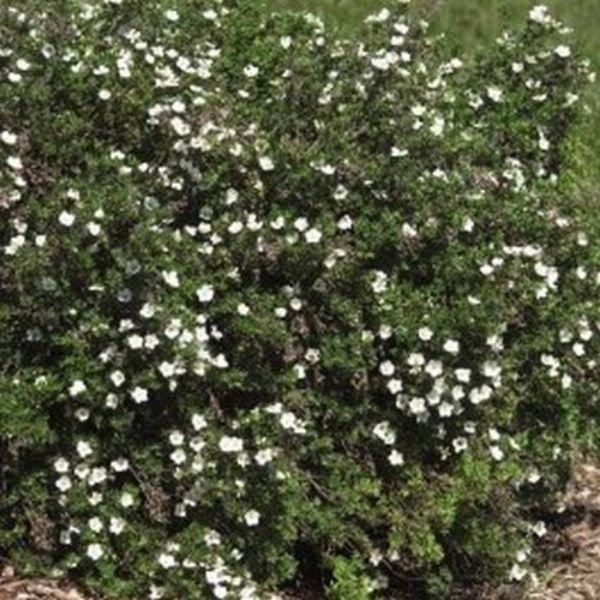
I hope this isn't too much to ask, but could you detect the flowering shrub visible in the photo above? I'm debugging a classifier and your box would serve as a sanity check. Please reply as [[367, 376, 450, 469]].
[[0, 0, 598, 598]]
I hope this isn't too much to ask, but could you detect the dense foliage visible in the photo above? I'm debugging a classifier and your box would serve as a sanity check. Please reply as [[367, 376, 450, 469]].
[[0, 1, 598, 598]]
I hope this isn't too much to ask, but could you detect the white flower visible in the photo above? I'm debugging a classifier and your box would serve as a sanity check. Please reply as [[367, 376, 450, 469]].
[[280, 412, 297, 430], [387, 378, 403, 394], [469, 384, 492, 405], [388, 450, 404, 466], [69, 380, 87, 397], [109, 517, 125, 535], [204, 530, 221, 546], [244, 510, 260, 526], [75, 464, 90, 480], [373, 421, 396, 445], [409, 397, 426, 415], [87, 222, 101, 236], [378, 360, 395, 377], [170, 448, 187, 465], [237, 303, 250, 316], [293, 217, 308, 232], [438, 401, 454, 418], [16, 58, 31, 71], [509, 563, 528, 582], [371, 270, 388, 294], [158, 361, 176, 378], [88, 517, 103, 533], [490, 446, 504, 461], [391, 146, 409, 158], [337, 214, 353, 230], [214, 586, 228, 599], [88, 467, 108, 486], [54, 457, 70, 473], [228, 220, 244, 235], [170, 116, 190, 136], [164, 319, 181, 339], [482, 361, 502, 380], [111, 457, 129, 472], [200, 7, 217, 19], [88, 488, 105, 505], [270, 215, 285, 230], [110, 370, 125, 387], [529, 5, 551, 25], [164, 9, 179, 22], [280, 36, 292, 49], [480, 263, 494, 276], [162, 270, 180, 288], [244, 64, 260, 78], [258, 155, 274, 171], [371, 55, 390, 71], [169, 430, 185, 446], [1, 130, 17, 145], [443, 339, 460, 355], [487, 86, 503, 103], [305, 348, 320, 364], [140, 302, 156, 318], [532, 520, 547, 538], [171, 100, 186, 114], [98, 89, 111, 100], [77, 440, 93, 458], [455, 368, 471, 383], [145, 334, 160, 350], [59, 211, 76, 227], [255, 448, 274, 465], [130, 386, 148, 404], [538, 128, 550, 151], [305, 228, 322, 244], [219, 435, 243, 453], [430, 116, 445, 137], [55, 475, 72, 492], [87, 543, 104, 561], [192, 414, 207, 431], [75, 408, 90, 422], [554, 45, 571, 58], [158, 553, 177, 569], [458, 215, 474, 233], [127, 334, 144, 349], [407, 353, 425, 368], [196, 284, 215, 303], [120, 492, 135, 508], [379, 325, 393, 340], [190, 437, 205, 453], [425, 360, 443, 378], [418, 327, 433, 341], [452, 437, 468, 453]]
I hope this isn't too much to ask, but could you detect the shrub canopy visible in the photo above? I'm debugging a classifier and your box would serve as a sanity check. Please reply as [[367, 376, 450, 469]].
[[0, 1, 598, 598]]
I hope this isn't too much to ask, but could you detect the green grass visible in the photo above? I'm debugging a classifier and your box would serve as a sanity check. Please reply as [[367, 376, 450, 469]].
[[271, 0, 600, 187]]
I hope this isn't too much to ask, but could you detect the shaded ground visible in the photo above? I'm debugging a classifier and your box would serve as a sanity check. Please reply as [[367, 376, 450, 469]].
[[527, 463, 600, 600], [2, 464, 600, 599], [0, 573, 88, 600]]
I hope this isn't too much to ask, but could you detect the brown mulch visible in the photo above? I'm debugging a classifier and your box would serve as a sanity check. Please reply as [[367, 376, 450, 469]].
[[527, 463, 600, 600], [0, 570, 88, 600], [2, 464, 600, 599]]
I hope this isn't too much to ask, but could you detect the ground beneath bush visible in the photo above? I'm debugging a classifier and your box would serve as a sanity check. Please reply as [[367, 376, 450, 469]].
[[527, 463, 600, 600], [2, 464, 600, 600], [0, 573, 88, 600]]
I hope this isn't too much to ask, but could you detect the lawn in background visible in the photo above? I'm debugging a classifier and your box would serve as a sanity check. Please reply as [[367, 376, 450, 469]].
[[271, 0, 600, 187]]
